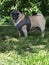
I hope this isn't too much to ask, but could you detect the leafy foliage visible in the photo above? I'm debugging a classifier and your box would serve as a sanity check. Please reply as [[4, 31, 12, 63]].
[[0, 0, 49, 16], [0, 0, 49, 26]]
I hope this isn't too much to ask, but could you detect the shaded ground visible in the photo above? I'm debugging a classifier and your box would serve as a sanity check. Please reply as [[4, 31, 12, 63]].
[[0, 25, 49, 65]]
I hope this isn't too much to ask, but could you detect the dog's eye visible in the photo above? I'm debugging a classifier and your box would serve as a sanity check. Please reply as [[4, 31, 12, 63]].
[[16, 13, 19, 15]]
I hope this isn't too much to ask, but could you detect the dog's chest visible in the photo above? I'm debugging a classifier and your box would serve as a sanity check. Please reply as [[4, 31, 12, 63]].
[[16, 16, 31, 31]]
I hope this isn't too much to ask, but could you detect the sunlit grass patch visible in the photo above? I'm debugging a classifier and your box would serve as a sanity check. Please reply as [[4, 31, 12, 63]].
[[0, 50, 49, 65]]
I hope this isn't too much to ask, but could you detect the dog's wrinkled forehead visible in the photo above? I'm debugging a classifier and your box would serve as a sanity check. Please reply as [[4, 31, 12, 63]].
[[11, 10, 20, 15]]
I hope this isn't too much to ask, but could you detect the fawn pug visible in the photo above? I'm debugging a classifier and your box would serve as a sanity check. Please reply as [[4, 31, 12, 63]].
[[10, 10, 46, 37]]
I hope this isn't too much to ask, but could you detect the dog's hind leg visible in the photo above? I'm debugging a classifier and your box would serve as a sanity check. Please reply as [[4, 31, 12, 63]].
[[39, 25, 45, 38]]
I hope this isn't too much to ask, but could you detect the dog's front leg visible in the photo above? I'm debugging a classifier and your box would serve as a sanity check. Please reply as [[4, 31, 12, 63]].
[[23, 29, 27, 37], [22, 25, 27, 37]]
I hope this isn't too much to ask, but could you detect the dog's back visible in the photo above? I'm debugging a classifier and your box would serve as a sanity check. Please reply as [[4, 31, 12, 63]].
[[29, 13, 46, 29], [28, 13, 46, 37]]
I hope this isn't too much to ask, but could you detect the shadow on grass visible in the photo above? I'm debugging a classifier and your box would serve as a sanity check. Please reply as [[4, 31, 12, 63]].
[[0, 25, 19, 38], [0, 26, 49, 54]]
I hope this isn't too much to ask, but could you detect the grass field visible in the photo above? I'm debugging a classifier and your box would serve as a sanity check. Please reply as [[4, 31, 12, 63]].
[[0, 25, 49, 65]]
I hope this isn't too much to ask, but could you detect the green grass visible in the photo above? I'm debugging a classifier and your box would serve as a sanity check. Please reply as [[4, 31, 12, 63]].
[[0, 26, 49, 65]]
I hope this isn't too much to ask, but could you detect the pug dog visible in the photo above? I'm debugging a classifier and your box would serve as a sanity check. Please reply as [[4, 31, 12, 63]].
[[10, 10, 46, 37]]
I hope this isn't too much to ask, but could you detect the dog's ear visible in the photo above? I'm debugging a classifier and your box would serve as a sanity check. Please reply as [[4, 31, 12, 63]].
[[10, 9, 14, 13], [18, 10, 22, 13]]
